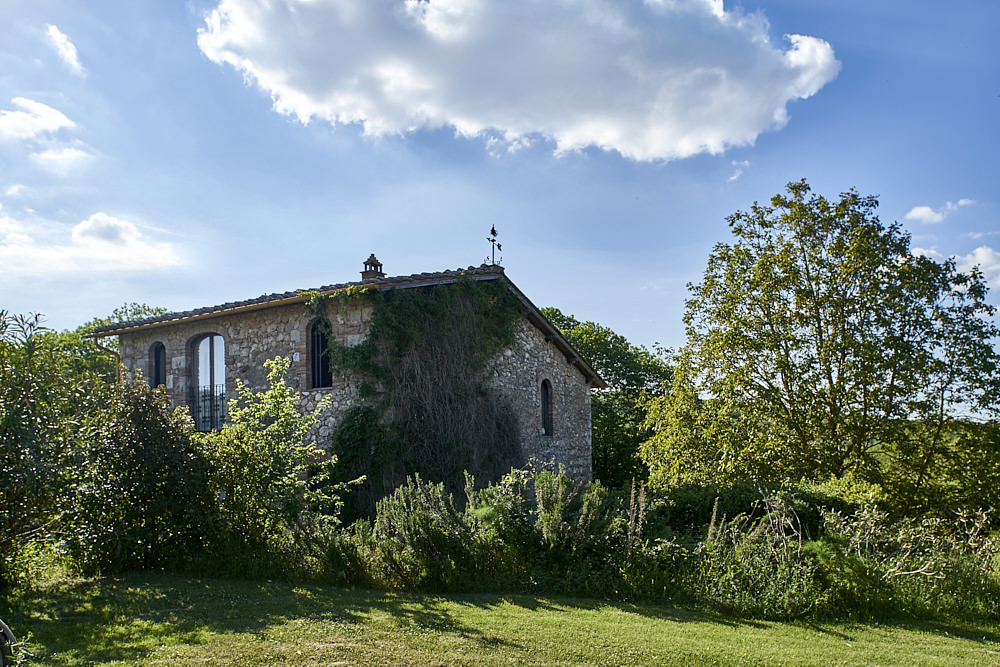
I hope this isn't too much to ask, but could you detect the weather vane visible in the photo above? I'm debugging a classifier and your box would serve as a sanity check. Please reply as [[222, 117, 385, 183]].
[[486, 225, 503, 266]]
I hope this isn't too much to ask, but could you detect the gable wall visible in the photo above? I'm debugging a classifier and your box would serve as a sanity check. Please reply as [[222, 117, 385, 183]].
[[488, 320, 592, 480]]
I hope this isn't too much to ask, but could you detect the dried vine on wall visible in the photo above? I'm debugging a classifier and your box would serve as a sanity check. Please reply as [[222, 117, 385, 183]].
[[307, 278, 524, 517]]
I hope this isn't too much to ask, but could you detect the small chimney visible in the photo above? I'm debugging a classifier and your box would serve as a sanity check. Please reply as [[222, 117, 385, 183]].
[[361, 253, 385, 280]]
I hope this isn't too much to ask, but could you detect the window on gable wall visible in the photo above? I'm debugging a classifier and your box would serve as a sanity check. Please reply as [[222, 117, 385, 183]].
[[191, 333, 226, 431], [541, 379, 553, 436], [150, 342, 166, 387], [310, 321, 334, 388]]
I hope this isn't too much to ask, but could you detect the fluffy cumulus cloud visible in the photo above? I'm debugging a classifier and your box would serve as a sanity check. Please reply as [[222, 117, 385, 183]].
[[0, 212, 182, 279], [913, 244, 1000, 290], [957, 246, 1000, 287], [45, 24, 85, 75], [904, 199, 975, 224], [198, 0, 840, 161]]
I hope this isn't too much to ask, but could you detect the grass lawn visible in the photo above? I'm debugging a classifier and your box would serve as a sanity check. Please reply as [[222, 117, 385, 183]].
[[2, 574, 997, 666]]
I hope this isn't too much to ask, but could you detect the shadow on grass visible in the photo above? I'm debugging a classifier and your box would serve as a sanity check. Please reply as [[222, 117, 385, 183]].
[[3, 573, 998, 664], [3, 575, 527, 663]]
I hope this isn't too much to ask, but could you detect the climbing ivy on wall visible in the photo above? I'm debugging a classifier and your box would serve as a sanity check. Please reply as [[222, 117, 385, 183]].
[[307, 278, 525, 518]]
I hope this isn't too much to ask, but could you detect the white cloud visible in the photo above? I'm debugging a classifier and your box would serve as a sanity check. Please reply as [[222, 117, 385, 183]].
[[198, 0, 840, 161], [728, 159, 750, 181], [912, 246, 945, 262], [957, 246, 1000, 287], [904, 199, 975, 224], [0, 212, 183, 278], [45, 24, 85, 75], [0, 97, 75, 140], [29, 146, 92, 174], [913, 244, 1000, 291], [5, 184, 25, 197]]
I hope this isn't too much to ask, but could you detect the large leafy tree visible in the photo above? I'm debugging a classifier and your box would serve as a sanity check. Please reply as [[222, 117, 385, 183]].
[[642, 180, 999, 509], [542, 308, 672, 485], [1, 304, 166, 583]]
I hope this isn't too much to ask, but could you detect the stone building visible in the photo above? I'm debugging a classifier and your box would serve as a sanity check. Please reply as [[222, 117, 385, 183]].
[[92, 257, 604, 480]]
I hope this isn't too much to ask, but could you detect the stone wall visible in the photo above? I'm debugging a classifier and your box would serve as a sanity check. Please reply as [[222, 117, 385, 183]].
[[117, 290, 592, 480], [487, 320, 593, 480]]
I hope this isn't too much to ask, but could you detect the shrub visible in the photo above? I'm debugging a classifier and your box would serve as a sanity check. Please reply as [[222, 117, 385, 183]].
[[820, 504, 1000, 620], [464, 468, 536, 590], [59, 377, 214, 574], [195, 357, 348, 576], [682, 493, 824, 619], [369, 474, 474, 591]]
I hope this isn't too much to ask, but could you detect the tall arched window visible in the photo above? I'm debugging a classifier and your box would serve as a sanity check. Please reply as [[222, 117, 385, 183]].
[[541, 379, 553, 436], [310, 321, 333, 388], [149, 342, 166, 387], [192, 334, 225, 431]]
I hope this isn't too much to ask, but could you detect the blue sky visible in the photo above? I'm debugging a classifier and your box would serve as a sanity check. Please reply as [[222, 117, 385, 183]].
[[1, 0, 997, 350]]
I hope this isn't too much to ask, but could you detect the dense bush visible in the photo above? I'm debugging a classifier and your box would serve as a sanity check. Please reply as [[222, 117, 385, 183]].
[[368, 475, 476, 591], [59, 377, 214, 574], [1, 313, 69, 585], [194, 357, 349, 577]]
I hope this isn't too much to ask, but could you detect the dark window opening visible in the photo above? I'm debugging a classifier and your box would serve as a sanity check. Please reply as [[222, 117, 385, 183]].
[[190, 333, 225, 431], [541, 379, 553, 436], [310, 322, 333, 388], [150, 342, 166, 387]]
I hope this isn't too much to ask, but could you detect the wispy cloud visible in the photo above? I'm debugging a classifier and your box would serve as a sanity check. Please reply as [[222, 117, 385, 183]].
[[198, 0, 840, 162], [728, 160, 751, 182], [29, 145, 93, 174], [0, 212, 183, 279], [0, 97, 75, 140], [45, 24, 85, 75], [904, 199, 975, 224]]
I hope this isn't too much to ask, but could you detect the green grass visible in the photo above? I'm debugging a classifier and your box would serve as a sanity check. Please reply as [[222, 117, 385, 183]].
[[2, 574, 997, 666]]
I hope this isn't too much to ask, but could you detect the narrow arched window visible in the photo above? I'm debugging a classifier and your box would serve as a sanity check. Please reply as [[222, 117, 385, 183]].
[[150, 342, 166, 387], [541, 379, 553, 436], [192, 333, 225, 431], [310, 321, 333, 388]]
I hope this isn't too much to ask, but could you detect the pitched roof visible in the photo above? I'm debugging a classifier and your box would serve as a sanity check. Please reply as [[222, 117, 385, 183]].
[[91, 263, 606, 388]]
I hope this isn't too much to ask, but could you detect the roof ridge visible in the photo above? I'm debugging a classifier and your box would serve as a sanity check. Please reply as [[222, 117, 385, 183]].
[[91, 263, 505, 334]]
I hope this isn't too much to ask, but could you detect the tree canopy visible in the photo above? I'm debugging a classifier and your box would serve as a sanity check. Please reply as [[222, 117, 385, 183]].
[[641, 180, 1000, 513]]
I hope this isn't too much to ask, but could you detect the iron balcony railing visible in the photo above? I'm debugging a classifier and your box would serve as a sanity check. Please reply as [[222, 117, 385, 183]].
[[190, 384, 226, 431]]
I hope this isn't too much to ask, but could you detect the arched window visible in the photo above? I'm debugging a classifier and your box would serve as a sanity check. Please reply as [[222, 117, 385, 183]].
[[149, 342, 166, 387], [192, 333, 225, 431], [541, 379, 553, 436], [310, 321, 333, 388]]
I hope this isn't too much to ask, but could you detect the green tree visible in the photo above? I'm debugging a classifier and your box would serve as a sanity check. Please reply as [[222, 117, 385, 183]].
[[642, 180, 1000, 510], [195, 357, 348, 562], [542, 308, 672, 486], [1, 304, 167, 583], [1, 312, 63, 583]]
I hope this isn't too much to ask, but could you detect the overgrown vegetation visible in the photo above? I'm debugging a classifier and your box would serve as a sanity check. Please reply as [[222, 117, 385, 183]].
[[58, 378, 213, 575], [309, 278, 524, 517]]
